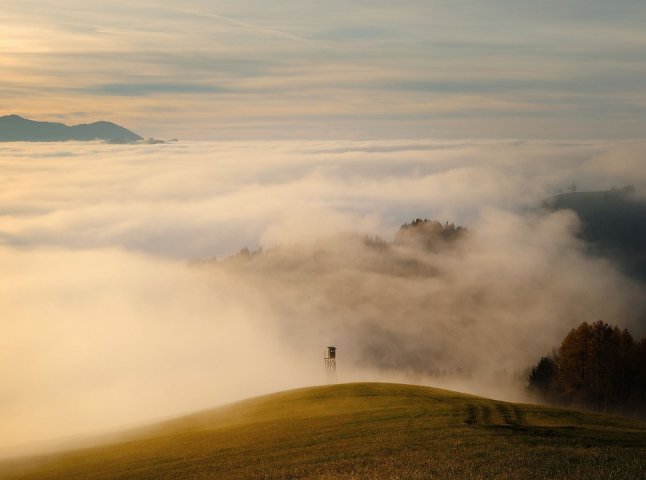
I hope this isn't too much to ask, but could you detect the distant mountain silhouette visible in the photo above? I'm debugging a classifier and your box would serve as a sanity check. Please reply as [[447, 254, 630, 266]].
[[0, 115, 143, 143], [543, 186, 646, 282]]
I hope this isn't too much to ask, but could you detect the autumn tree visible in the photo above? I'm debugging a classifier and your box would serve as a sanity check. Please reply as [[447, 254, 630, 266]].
[[527, 354, 558, 400], [528, 321, 645, 415]]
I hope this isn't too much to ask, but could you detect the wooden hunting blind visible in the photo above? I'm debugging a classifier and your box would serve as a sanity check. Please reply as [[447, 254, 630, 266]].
[[324, 346, 337, 383]]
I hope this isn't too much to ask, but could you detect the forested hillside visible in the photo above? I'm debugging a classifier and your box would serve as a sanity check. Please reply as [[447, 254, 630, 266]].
[[544, 187, 646, 281]]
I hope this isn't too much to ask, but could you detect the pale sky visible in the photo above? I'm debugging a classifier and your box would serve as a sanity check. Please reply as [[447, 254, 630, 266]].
[[2, 0, 646, 139]]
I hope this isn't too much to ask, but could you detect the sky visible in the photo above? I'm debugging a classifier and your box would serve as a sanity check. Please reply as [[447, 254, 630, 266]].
[[2, 0, 646, 139]]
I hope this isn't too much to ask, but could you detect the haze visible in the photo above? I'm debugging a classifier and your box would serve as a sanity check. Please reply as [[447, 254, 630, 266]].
[[2, 139, 646, 454]]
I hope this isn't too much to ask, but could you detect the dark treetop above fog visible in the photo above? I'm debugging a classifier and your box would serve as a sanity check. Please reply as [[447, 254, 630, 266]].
[[0, 114, 142, 143]]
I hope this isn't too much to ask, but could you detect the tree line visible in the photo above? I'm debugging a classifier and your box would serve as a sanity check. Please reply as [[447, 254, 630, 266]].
[[528, 320, 646, 415], [394, 219, 467, 252]]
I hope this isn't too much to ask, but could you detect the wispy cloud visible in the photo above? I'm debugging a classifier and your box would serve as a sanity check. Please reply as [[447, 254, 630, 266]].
[[163, 7, 308, 43], [89, 82, 227, 96], [2, 0, 646, 138]]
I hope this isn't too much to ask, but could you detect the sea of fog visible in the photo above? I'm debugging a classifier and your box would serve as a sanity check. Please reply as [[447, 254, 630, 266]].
[[1, 138, 645, 454]]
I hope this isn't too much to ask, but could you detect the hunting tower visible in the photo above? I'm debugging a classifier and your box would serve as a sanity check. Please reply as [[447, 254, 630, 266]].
[[324, 346, 336, 383]]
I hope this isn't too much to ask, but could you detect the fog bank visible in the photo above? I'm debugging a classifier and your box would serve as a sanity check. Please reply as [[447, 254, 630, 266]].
[[1, 139, 645, 454]]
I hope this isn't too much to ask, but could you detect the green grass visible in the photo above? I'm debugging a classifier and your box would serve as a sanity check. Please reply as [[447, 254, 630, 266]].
[[1, 383, 645, 479]]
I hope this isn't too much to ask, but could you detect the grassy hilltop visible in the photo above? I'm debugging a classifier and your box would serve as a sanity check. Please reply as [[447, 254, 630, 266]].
[[1, 383, 644, 480]]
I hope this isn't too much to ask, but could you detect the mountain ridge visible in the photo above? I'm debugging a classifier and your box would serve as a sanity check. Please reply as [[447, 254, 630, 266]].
[[0, 114, 143, 143]]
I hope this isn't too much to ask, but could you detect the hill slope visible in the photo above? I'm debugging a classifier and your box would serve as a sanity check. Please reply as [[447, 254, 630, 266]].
[[0, 383, 644, 479], [544, 188, 646, 282], [0, 115, 142, 143]]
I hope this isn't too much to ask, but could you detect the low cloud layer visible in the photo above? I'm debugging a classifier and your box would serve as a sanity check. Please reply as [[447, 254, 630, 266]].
[[2, 139, 646, 258], [1, 139, 645, 453]]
